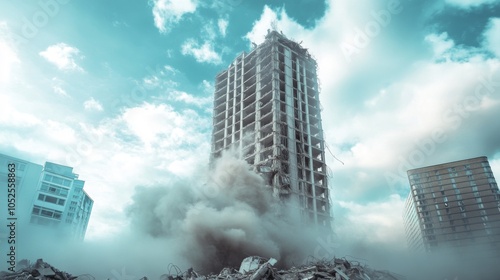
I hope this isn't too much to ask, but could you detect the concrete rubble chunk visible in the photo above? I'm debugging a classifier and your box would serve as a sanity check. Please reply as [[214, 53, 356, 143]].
[[37, 268, 56, 277], [332, 268, 349, 280]]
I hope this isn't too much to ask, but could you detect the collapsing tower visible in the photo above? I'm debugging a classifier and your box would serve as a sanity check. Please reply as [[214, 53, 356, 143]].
[[210, 31, 331, 228]]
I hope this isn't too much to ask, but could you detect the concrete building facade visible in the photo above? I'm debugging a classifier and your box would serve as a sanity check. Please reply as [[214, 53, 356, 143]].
[[33, 162, 93, 241], [403, 156, 500, 255], [210, 31, 331, 228], [0, 154, 93, 242]]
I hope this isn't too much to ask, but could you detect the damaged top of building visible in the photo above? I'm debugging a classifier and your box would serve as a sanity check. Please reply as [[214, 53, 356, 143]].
[[210, 30, 331, 228]]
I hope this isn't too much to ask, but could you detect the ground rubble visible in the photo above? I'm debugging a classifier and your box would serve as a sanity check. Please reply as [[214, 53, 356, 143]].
[[0, 259, 77, 280], [0, 257, 405, 280], [194, 257, 405, 280]]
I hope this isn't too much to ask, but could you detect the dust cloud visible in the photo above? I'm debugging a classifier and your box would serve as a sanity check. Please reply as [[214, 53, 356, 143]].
[[126, 151, 319, 273]]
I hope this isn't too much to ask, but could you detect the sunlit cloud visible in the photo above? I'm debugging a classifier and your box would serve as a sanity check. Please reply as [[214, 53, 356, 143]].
[[151, 0, 197, 33], [39, 43, 84, 71]]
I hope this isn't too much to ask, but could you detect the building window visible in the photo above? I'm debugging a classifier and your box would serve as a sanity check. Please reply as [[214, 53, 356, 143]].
[[37, 194, 65, 206], [43, 174, 71, 187], [40, 182, 69, 197], [31, 206, 62, 220]]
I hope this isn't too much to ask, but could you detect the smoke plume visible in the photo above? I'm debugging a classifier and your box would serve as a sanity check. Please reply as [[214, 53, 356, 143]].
[[126, 152, 318, 273]]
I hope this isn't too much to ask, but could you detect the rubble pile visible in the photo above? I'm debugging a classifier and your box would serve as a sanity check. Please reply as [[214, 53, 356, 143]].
[[275, 258, 403, 280], [165, 257, 405, 280], [1, 257, 405, 280], [0, 259, 77, 280]]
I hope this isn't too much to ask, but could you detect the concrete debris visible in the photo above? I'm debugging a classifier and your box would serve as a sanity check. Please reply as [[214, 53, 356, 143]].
[[165, 257, 403, 280], [1, 257, 404, 280], [0, 259, 77, 280]]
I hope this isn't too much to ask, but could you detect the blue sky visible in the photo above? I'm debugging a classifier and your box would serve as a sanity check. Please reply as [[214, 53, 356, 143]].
[[1, 0, 500, 254]]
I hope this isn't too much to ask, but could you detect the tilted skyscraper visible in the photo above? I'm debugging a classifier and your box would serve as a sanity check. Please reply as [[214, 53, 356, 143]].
[[403, 156, 500, 257], [210, 31, 331, 228], [0, 154, 93, 243]]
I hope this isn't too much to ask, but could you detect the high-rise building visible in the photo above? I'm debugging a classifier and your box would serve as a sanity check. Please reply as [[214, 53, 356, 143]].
[[0, 154, 93, 242], [210, 31, 331, 228], [403, 156, 500, 256], [0, 154, 44, 235], [34, 162, 93, 241]]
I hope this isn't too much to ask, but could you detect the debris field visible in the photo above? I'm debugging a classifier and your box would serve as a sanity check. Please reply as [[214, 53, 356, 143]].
[[0, 256, 405, 280]]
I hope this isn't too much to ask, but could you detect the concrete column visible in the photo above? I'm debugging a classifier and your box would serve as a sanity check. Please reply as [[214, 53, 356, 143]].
[[284, 48, 299, 196], [302, 59, 318, 225]]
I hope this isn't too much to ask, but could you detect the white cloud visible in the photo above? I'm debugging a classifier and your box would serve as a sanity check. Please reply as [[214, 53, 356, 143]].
[[0, 23, 20, 84], [142, 64, 179, 90], [218, 18, 228, 37], [0, 95, 41, 128], [444, 0, 500, 8], [425, 32, 486, 62], [121, 103, 202, 149], [335, 194, 407, 246], [181, 39, 222, 64], [202, 21, 218, 40], [483, 17, 500, 58], [39, 43, 84, 71], [53, 85, 69, 97], [425, 32, 454, 58], [151, 0, 197, 33], [201, 79, 214, 95], [168, 90, 211, 107], [84, 97, 104, 112], [245, 6, 306, 46]]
